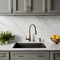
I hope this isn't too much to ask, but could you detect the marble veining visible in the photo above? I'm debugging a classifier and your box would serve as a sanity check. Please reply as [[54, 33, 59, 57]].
[[0, 16, 60, 43]]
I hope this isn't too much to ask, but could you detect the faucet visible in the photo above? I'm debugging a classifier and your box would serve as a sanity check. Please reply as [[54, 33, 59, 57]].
[[26, 24, 37, 41]]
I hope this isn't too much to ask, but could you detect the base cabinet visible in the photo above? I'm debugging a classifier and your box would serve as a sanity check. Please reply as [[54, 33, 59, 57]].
[[1, 51, 60, 60], [0, 52, 9, 60], [50, 52, 60, 60], [11, 52, 49, 60]]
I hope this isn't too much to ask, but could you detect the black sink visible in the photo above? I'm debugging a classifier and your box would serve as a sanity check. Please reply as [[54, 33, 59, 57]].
[[13, 43, 46, 48]]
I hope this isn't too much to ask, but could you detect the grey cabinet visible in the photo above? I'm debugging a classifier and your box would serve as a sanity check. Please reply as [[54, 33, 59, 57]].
[[13, 0, 27, 13], [0, 0, 60, 15], [47, 0, 60, 15], [50, 52, 60, 60], [0, 52, 9, 60], [13, 0, 46, 15], [31, 0, 46, 14], [11, 52, 49, 60], [0, 0, 12, 14]]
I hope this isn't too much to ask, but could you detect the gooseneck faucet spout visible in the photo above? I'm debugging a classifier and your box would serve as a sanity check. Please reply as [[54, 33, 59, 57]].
[[29, 24, 37, 41]]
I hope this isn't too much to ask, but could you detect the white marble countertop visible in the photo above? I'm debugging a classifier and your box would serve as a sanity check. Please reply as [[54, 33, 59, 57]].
[[0, 16, 60, 51], [0, 42, 60, 51]]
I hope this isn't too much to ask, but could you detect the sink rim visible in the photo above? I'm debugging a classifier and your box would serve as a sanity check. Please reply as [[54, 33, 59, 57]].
[[13, 43, 46, 48]]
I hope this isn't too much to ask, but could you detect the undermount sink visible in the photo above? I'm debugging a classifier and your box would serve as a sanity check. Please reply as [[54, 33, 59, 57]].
[[13, 43, 46, 48]]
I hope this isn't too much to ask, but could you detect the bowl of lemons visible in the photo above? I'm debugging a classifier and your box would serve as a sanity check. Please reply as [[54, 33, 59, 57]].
[[50, 34, 60, 44]]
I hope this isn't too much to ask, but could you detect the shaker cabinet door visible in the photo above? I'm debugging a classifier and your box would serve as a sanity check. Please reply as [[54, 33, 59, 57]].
[[47, 0, 60, 15], [0, 0, 12, 14], [13, 0, 46, 15], [13, 0, 27, 13], [31, 0, 46, 14], [50, 52, 60, 60]]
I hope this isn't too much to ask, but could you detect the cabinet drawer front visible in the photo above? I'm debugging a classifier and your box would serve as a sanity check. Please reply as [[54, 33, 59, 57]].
[[11, 52, 49, 60], [0, 52, 9, 60]]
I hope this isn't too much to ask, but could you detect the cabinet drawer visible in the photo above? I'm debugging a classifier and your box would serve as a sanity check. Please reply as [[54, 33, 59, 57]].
[[11, 52, 49, 60], [0, 52, 9, 60]]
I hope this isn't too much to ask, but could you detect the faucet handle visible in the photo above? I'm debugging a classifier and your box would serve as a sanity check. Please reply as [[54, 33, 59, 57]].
[[26, 35, 30, 41], [38, 38, 41, 42]]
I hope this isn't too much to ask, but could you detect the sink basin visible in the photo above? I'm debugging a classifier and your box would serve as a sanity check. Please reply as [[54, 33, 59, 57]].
[[13, 43, 46, 48]]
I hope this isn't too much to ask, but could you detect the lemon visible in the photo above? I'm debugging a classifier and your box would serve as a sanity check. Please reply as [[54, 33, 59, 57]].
[[55, 36, 60, 40], [51, 35, 56, 39]]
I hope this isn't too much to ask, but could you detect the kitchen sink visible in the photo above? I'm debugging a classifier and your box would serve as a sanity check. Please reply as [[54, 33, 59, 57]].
[[13, 43, 46, 48]]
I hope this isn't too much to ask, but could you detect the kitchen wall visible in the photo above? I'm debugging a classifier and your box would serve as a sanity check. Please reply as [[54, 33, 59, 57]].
[[0, 16, 60, 43]]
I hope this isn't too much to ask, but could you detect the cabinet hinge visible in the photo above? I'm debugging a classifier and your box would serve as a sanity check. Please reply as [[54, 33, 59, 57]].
[[11, 8, 13, 13], [46, 8, 47, 13]]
